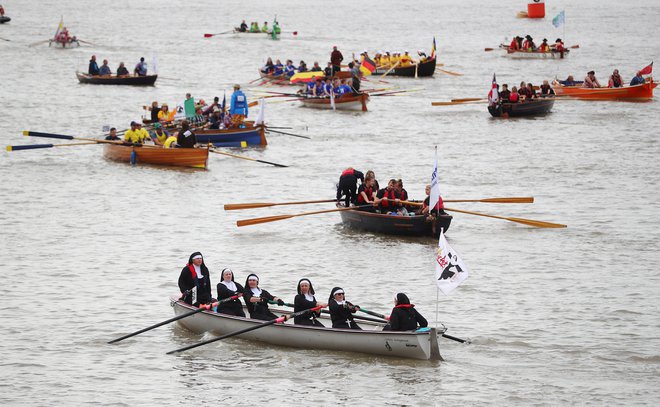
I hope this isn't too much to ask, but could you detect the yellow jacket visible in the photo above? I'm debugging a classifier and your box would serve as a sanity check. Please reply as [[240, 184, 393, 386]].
[[153, 130, 168, 144], [124, 129, 142, 143], [164, 136, 178, 148]]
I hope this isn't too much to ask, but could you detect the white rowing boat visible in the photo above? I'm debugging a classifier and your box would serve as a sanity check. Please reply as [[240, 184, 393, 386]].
[[299, 93, 369, 112], [170, 296, 442, 360]]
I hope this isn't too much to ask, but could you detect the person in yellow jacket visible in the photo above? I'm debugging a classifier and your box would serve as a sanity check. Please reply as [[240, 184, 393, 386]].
[[158, 104, 175, 123], [164, 134, 178, 148], [136, 123, 150, 142], [400, 51, 412, 66], [261, 21, 269, 33], [380, 52, 391, 68], [123, 121, 151, 144], [390, 53, 401, 66], [151, 122, 169, 146]]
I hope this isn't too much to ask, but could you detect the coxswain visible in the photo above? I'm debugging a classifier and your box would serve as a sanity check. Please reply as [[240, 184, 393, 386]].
[[178, 252, 213, 306], [608, 69, 624, 88], [374, 179, 401, 214], [261, 21, 269, 33], [356, 175, 377, 211], [261, 57, 274, 74], [123, 121, 146, 144], [630, 71, 645, 86], [323, 77, 334, 97], [382, 293, 428, 331], [336, 167, 365, 207], [229, 84, 248, 127], [116, 62, 129, 76], [583, 70, 601, 88], [310, 61, 322, 72], [88, 55, 100, 76], [539, 38, 550, 52], [239, 20, 248, 32], [293, 278, 325, 327], [499, 84, 511, 102], [151, 122, 169, 146], [105, 127, 120, 141], [540, 80, 555, 96], [216, 268, 246, 317], [243, 273, 284, 321], [134, 57, 147, 76], [176, 120, 196, 148], [99, 59, 111, 75], [328, 287, 361, 330], [330, 45, 344, 75], [417, 49, 428, 62]]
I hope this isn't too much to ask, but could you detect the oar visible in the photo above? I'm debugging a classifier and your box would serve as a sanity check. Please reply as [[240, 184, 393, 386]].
[[437, 68, 463, 76], [444, 197, 534, 204], [77, 39, 95, 46], [451, 97, 484, 102], [23, 130, 160, 148], [268, 300, 386, 324], [6, 141, 99, 151], [225, 199, 336, 210], [265, 128, 310, 140], [236, 205, 372, 227], [203, 30, 233, 38], [484, 47, 496, 52], [28, 39, 51, 47], [108, 295, 241, 344], [0, 37, 11, 42], [209, 148, 288, 167], [431, 100, 486, 106], [379, 61, 400, 78], [443, 207, 567, 228], [166, 305, 324, 354]]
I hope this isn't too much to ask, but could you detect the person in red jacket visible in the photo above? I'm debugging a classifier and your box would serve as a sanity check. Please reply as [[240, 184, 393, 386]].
[[330, 45, 343, 75]]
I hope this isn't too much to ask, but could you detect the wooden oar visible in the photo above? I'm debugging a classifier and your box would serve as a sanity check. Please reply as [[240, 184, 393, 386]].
[[431, 100, 486, 106], [108, 295, 241, 344], [7, 141, 99, 151], [236, 205, 371, 227], [203, 30, 233, 38], [484, 47, 496, 52], [0, 37, 11, 42], [23, 130, 160, 148], [451, 97, 484, 102], [444, 197, 534, 204], [28, 39, 50, 47], [225, 199, 336, 211], [437, 68, 463, 76], [268, 300, 386, 324], [209, 148, 288, 167], [265, 128, 310, 139], [379, 61, 400, 78], [166, 305, 323, 354], [443, 207, 566, 228], [77, 39, 95, 46]]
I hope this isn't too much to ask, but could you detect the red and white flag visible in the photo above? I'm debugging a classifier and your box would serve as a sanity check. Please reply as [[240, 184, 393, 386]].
[[435, 230, 469, 295], [488, 73, 498, 104], [639, 61, 653, 76]]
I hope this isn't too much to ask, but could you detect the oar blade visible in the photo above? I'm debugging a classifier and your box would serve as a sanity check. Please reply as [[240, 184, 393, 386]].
[[224, 202, 275, 210], [257, 159, 288, 168], [508, 217, 567, 228], [237, 214, 294, 227], [23, 131, 75, 140], [7, 144, 54, 151]]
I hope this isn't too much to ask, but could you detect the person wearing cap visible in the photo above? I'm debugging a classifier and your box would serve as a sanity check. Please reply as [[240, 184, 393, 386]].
[[216, 268, 246, 317], [105, 127, 120, 141], [136, 122, 151, 143], [328, 287, 361, 330], [243, 273, 284, 321], [293, 278, 325, 327], [123, 121, 146, 144], [176, 120, 197, 148], [583, 71, 601, 88], [88, 55, 100, 76], [116, 62, 129, 77], [178, 252, 213, 306], [134, 57, 147, 76], [382, 293, 428, 331], [330, 45, 344, 75], [150, 122, 169, 146], [99, 59, 112, 76], [230, 84, 248, 128]]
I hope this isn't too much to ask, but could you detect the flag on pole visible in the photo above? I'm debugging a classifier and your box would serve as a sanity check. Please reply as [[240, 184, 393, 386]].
[[429, 146, 441, 211], [54, 16, 63, 38], [488, 73, 498, 104], [430, 37, 437, 59], [359, 56, 376, 76], [552, 10, 565, 28], [255, 98, 265, 125], [638, 61, 653, 76], [435, 230, 469, 295]]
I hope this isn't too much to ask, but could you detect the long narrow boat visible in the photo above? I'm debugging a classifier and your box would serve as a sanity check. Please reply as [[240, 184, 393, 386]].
[[552, 80, 657, 100], [299, 93, 369, 111], [373, 57, 436, 77], [194, 124, 267, 147], [170, 297, 442, 360], [339, 207, 452, 237], [103, 144, 209, 169], [488, 97, 555, 117], [499, 45, 570, 59], [76, 72, 158, 86]]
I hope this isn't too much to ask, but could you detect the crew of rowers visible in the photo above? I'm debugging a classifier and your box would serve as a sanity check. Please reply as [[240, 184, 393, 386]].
[[507, 35, 565, 53], [373, 50, 428, 68], [493, 80, 555, 105], [237, 19, 280, 34], [336, 168, 447, 217], [87, 54, 146, 76], [54, 26, 77, 43], [559, 69, 649, 88], [178, 252, 428, 331]]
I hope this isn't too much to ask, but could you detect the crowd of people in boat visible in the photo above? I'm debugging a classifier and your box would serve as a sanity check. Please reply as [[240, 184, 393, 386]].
[[490, 80, 555, 105], [105, 85, 250, 148], [87, 55, 147, 77], [237, 19, 280, 34], [53, 26, 78, 44], [336, 168, 447, 217], [178, 252, 428, 331], [507, 36, 565, 53], [558, 69, 649, 88]]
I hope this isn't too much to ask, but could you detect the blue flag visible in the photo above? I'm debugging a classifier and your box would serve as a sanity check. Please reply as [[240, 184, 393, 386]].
[[552, 11, 565, 28]]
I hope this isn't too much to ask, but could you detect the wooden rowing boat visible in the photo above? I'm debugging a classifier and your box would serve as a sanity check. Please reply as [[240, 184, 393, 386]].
[[49, 39, 80, 48], [552, 80, 657, 100], [299, 93, 369, 111], [488, 97, 555, 117], [339, 207, 452, 237], [233, 28, 278, 38], [103, 144, 209, 169], [170, 297, 442, 360], [76, 72, 158, 86], [373, 57, 436, 77], [499, 45, 570, 59], [195, 124, 267, 147]]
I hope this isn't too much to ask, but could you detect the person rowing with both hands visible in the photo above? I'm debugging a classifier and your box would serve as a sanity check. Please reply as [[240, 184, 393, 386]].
[[243, 273, 284, 321]]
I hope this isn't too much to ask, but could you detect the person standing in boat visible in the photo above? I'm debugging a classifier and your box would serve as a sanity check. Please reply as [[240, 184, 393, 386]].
[[382, 293, 428, 331], [330, 45, 343, 75], [349, 61, 362, 93], [216, 268, 246, 317], [230, 84, 248, 128], [293, 278, 325, 327], [99, 59, 111, 76], [328, 287, 361, 330], [178, 252, 213, 307], [176, 120, 196, 148], [583, 71, 602, 88], [336, 167, 364, 207], [243, 273, 284, 321], [608, 69, 624, 88], [116, 62, 129, 76], [88, 55, 100, 76], [134, 57, 148, 76]]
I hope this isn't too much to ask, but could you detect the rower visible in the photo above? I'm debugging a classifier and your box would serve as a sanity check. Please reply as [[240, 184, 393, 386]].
[[273, 59, 284, 76], [298, 60, 307, 72], [123, 121, 148, 144], [608, 69, 624, 88], [374, 179, 401, 214], [328, 287, 361, 330], [158, 104, 174, 123], [323, 77, 333, 97], [305, 79, 316, 95], [396, 179, 410, 215], [294, 278, 325, 327], [151, 122, 169, 146], [365, 170, 380, 190], [116, 62, 129, 76], [311, 78, 324, 97], [539, 38, 550, 52], [261, 21, 269, 33], [356, 175, 377, 211], [105, 127, 120, 141], [229, 84, 248, 127], [216, 268, 246, 317], [136, 122, 150, 143], [336, 167, 365, 207], [499, 84, 511, 102], [176, 120, 197, 148], [178, 252, 213, 307], [261, 57, 274, 74], [99, 59, 111, 75], [630, 71, 645, 86], [239, 20, 248, 32], [134, 57, 147, 76], [243, 273, 284, 321], [509, 36, 520, 51], [284, 59, 296, 77], [400, 51, 413, 66], [382, 293, 428, 332], [540, 80, 555, 95], [583, 70, 601, 88], [88, 55, 100, 76], [249, 21, 259, 33], [163, 132, 178, 148], [310, 61, 322, 72], [381, 52, 391, 67], [518, 81, 530, 100], [509, 86, 520, 103], [526, 83, 538, 99], [522, 35, 535, 51]]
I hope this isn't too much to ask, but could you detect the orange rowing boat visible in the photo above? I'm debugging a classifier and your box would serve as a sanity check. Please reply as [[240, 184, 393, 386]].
[[552, 80, 657, 100], [103, 144, 209, 169]]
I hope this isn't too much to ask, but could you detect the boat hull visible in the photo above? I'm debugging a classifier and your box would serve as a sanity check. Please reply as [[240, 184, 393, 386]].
[[488, 98, 555, 117], [300, 93, 369, 111], [373, 57, 436, 77], [103, 144, 208, 169], [552, 81, 657, 100], [76, 72, 158, 85], [339, 209, 452, 237], [195, 125, 267, 147], [49, 39, 80, 48], [171, 298, 441, 360], [502, 48, 570, 59], [0, 16, 10, 23]]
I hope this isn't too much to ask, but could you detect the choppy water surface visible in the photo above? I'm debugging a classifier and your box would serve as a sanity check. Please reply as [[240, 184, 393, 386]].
[[1, 0, 659, 405]]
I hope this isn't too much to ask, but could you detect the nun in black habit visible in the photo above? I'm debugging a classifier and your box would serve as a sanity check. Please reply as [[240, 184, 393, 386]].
[[328, 287, 362, 330], [178, 252, 213, 306], [243, 273, 284, 321], [216, 268, 246, 317], [293, 278, 325, 327], [382, 293, 428, 331]]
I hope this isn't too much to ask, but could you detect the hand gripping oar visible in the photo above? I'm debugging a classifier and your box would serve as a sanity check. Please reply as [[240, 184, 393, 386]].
[[108, 295, 241, 344], [443, 207, 567, 228], [209, 148, 288, 167], [268, 300, 384, 324], [167, 305, 323, 354], [236, 204, 372, 227], [7, 141, 98, 151], [225, 199, 336, 211]]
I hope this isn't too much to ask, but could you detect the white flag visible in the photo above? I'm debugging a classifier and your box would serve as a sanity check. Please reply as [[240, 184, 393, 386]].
[[255, 98, 265, 125], [435, 230, 469, 295], [330, 91, 336, 110], [429, 147, 441, 211]]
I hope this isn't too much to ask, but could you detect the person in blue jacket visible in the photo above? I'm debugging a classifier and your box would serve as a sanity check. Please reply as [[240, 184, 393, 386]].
[[630, 71, 645, 86], [88, 55, 100, 75], [230, 84, 248, 127]]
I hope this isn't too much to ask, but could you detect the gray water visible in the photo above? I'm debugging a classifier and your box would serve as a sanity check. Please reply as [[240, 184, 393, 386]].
[[1, 0, 659, 405]]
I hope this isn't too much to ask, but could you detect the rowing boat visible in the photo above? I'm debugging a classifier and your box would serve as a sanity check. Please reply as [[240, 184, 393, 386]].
[[552, 80, 657, 100], [170, 296, 442, 360], [233, 28, 278, 39], [49, 38, 80, 48], [339, 207, 452, 237], [258, 71, 293, 85], [488, 97, 555, 117], [299, 93, 369, 111], [373, 57, 437, 77], [194, 124, 267, 147], [76, 72, 158, 86], [103, 144, 209, 169], [499, 45, 570, 59], [0, 16, 10, 24]]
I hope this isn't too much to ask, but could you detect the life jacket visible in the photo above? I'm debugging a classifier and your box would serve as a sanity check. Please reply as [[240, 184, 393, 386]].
[[509, 39, 518, 50], [357, 185, 374, 203], [380, 188, 397, 208], [509, 92, 519, 102], [341, 168, 355, 177], [394, 304, 414, 309], [164, 136, 177, 148], [154, 130, 168, 143], [555, 42, 564, 51]]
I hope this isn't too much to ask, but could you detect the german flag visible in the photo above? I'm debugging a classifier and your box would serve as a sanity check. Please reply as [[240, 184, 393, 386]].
[[359, 56, 376, 76]]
